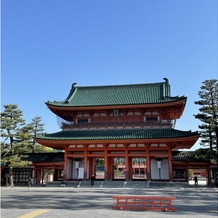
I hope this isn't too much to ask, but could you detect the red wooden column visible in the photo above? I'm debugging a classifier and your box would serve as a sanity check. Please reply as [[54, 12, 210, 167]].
[[84, 145, 88, 180], [108, 157, 112, 180], [41, 168, 44, 184], [168, 144, 173, 181], [53, 163, 55, 181], [125, 144, 129, 180], [64, 145, 68, 180], [207, 163, 211, 186], [129, 157, 132, 180], [146, 144, 151, 181], [89, 157, 93, 178], [104, 144, 108, 180], [33, 164, 37, 184], [70, 158, 73, 179], [36, 169, 41, 184], [185, 162, 188, 182]]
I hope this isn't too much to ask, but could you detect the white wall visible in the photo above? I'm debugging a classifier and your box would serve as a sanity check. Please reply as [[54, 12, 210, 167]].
[[151, 159, 169, 180], [72, 160, 84, 179], [67, 159, 72, 179]]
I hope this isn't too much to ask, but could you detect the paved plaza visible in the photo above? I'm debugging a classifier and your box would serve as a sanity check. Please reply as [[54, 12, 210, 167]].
[[1, 186, 218, 218]]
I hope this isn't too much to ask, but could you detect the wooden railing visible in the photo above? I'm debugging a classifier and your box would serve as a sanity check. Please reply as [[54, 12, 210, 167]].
[[112, 195, 177, 211], [62, 121, 172, 129]]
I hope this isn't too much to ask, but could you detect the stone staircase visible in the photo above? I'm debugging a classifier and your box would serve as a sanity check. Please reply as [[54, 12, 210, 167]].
[[103, 180, 124, 188], [46, 181, 79, 187], [77, 180, 103, 188], [124, 180, 148, 188], [149, 181, 189, 188], [44, 180, 189, 188]]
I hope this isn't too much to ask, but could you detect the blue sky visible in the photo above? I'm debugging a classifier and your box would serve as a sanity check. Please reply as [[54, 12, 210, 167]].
[[1, 0, 217, 150]]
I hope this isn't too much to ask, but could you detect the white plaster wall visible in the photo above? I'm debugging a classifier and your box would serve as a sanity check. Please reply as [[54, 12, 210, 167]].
[[67, 159, 72, 179], [72, 160, 84, 178], [151, 159, 169, 180]]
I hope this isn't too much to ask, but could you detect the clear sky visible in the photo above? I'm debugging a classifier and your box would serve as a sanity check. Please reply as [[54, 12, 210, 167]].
[[1, 0, 217, 151]]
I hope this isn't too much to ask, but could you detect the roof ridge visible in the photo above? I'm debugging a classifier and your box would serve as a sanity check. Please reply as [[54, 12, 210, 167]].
[[74, 81, 167, 89]]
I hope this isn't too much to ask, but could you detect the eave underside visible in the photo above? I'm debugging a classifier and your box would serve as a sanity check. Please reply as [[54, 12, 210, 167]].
[[36, 136, 199, 150], [46, 99, 186, 121]]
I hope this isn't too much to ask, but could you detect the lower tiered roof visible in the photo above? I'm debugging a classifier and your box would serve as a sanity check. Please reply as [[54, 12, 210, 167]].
[[36, 128, 199, 150], [23, 151, 213, 163]]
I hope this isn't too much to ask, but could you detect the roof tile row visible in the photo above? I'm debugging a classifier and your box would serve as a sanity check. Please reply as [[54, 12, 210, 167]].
[[23, 151, 211, 163], [36, 128, 199, 141], [46, 80, 186, 107]]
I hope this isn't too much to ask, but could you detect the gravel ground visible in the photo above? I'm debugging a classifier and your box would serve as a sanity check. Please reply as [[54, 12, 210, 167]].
[[1, 186, 218, 218]]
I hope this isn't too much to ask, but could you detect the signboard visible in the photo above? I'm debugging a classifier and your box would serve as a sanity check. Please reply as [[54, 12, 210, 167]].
[[113, 109, 120, 117]]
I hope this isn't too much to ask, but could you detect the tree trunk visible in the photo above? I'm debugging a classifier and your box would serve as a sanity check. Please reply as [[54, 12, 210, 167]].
[[9, 166, 14, 187], [215, 126, 218, 151]]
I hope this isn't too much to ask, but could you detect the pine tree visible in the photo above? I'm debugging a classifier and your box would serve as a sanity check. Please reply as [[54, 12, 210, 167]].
[[194, 79, 218, 151], [28, 116, 45, 153], [27, 116, 55, 153], [1, 104, 33, 187]]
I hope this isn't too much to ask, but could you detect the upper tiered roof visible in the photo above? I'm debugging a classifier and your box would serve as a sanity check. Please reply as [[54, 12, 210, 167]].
[[46, 78, 186, 108]]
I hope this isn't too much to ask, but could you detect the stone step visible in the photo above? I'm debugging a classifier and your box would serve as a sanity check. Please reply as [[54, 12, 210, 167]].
[[45, 180, 189, 188], [150, 181, 189, 187], [78, 180, 103, 188], [46, 181, 62, 187], [103, 181, 125, 188], [124, 181, 148, 188], [46, 181, 79, 187]]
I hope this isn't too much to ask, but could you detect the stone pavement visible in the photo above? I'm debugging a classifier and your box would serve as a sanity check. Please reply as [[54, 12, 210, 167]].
[[1, 186, 218, 218]]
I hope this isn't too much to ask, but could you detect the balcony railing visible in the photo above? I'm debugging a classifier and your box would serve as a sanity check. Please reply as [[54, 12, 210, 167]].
[[61, 121, 172, 129]]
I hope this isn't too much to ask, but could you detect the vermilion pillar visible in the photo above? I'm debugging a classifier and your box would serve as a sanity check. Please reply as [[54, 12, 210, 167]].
[[168, 145, 173, 181], [36, 169, 41, 184], [84, 145, 88, 180], [33, 164, 36, 184], [185, 162, 188, 182], [207, 163, 211, 186], [146, 145, 151, 181], [125, 144, 129, 180], [70, 158, 73, 179], [64, 146, 68, 180], [108, 158, 112, 180], [129, 157, 132, 180], [53, 163, 55, 181], [104, 144, 108, 180]]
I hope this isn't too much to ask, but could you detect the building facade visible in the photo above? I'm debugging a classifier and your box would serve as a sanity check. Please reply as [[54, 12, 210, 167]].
[[35, 78, 201, 183]]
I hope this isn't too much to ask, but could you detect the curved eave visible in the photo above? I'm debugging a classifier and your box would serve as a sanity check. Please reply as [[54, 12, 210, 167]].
[[171, 151, 213, 162], [45, 97, 186, 109], [36, 134, 199, 150], [46, 97, 187, 118]]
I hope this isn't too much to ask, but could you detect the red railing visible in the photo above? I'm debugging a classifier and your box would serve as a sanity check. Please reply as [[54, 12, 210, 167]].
[[62, 121, 172, 129], [112, 195, 177, 211]]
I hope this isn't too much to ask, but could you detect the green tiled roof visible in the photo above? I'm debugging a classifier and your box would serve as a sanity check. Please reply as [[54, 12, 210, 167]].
[[46, 78, 186, 107], [23, 152, 210, 163], [36, 128, 198, 141], [22, 153, 64, 162], [172, 151, 211, 162]]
